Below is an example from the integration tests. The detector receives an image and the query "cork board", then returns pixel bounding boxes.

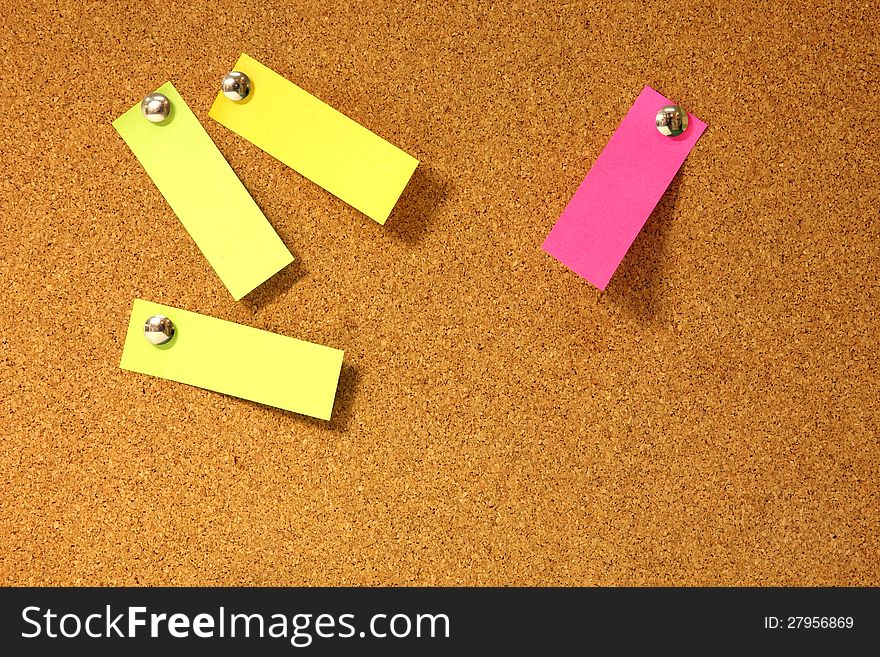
[1,0,878,586]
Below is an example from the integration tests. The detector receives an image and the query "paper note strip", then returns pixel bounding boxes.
[542,86,707,290]
[209,53,419,225]
[120,299,344,420]
[113,82,294,300]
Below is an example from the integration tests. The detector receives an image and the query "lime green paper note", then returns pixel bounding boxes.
[113,82,294,300]
[209,54,419,225]
[121,299,344,420]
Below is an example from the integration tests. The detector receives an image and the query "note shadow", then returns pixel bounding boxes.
[303,361,360,434]
[385,165,447,244]
[239,257,307,312]
[237,361,360,434]
[605,175,682,322]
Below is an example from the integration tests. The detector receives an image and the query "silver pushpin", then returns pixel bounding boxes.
[141,92,171,123]
[655,105,688,137]
[144,315,175,345]
[221,71,252,101]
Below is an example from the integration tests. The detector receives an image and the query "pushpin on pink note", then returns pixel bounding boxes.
[542,86,707,290]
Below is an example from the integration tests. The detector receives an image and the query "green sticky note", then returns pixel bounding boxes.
[121,299,344,420]
[113,82,294,300]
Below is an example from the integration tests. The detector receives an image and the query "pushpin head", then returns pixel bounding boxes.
[141,92,171,123]
[655,105,688,137]
[221,71,252,101]
[144,315,175,345]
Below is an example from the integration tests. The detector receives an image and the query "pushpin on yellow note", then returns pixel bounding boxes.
[209,54,419,225]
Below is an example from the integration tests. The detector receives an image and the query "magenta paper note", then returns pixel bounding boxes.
[542,86,706,290]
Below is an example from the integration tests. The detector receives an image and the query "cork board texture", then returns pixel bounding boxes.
[1,0,878,586]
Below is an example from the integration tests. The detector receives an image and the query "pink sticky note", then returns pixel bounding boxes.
[543,86,706,290]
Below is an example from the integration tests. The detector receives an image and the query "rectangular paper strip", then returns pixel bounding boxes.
[209,53,419,225]
[542,86,707,290]
[120,299,344,420]
[113,82,294,301]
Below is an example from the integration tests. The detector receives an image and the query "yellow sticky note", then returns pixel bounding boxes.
[209,54,419,225]
[113,82,294,300]
[120,299,344,420]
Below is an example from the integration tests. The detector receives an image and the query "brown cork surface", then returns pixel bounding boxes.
[1,0,878,586]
